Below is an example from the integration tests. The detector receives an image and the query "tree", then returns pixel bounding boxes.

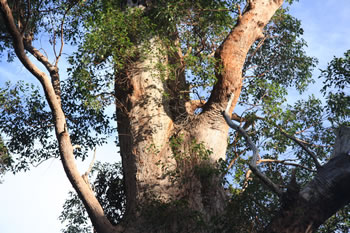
[0,0,349,232]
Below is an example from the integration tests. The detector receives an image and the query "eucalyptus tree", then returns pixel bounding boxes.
[0,0,349,232]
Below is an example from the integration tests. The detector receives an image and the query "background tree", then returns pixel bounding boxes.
[0,0,349,232]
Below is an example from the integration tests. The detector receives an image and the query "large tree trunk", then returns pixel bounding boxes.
[114,1,284,231]
[115,37,228,223]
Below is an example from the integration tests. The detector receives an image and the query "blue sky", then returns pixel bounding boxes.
[1,1,350,232]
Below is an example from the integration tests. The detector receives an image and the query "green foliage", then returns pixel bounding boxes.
[1,0,349,231]
[0,0,84,61]
[215,176,281,232]
[0,135,11,183]
[59,191,93,233]
[223,49,349,231]
[0,79,114,172]
[93,162,125,225]
[0,81,55,171]
[140,198,207,233]
[320,50,350,126]
[241,8,317,106]
[60,162,125,232]
[67,0,240,100]
[317,204,350,233]
[160,135,219,185]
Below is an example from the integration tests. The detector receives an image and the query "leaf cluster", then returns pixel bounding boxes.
[320,50,350,125]
[0,79,115,172]
[0,135,10,182]
[0,81,55,171]
[60,162,125,232]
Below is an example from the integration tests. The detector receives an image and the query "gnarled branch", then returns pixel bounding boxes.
[223,94,282,196]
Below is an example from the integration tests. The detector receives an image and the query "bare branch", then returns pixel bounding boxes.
[223,94,282,196]
[258,159,316,172]
[55,3,74,66]
[85,148,97,177]
[279,128,321,170]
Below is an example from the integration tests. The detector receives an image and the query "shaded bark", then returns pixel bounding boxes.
[264,126,350,233]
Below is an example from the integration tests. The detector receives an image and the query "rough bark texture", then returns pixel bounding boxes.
[264,126,350,233]
[7,0,350,233]
[115,39,176,216]
[114,0,284,231]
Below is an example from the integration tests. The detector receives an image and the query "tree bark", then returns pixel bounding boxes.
[114,0,284,230]
[264,126,350,233]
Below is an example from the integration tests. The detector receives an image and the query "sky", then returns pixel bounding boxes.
[1,1,350,233]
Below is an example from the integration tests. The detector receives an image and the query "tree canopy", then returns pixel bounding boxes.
[0,0,349,232]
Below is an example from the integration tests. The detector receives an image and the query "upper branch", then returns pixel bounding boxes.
[204,0,284,113]
[0,0,60,108]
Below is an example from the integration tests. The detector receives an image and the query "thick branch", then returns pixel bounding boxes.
[204,0,284,113]
[264,126,350,232]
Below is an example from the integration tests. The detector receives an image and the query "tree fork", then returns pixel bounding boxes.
[113,0,285,228]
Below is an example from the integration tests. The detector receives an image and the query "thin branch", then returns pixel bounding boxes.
[32,156,57,168]
[85,148,97,177]
[257,159,316,172]
[227,149,246,171]
[223,94,282,196]
[279,128,321,170]
[246,35,268,65]
[51,13,58,60]
[23,41,57,74]
[55,3,74,67]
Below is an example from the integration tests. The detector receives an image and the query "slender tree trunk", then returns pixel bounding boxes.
[0,1,118,232]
